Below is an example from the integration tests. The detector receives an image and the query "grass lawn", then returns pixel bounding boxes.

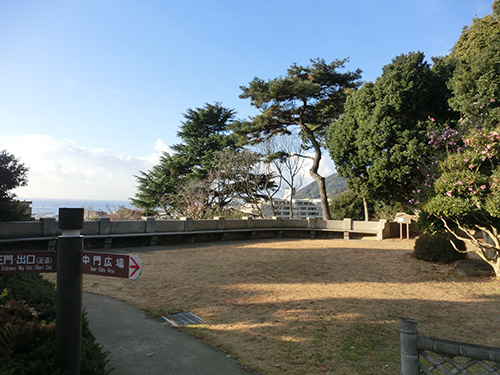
[81,238,500,375]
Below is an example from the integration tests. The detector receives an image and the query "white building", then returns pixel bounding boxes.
[241,197,323,219]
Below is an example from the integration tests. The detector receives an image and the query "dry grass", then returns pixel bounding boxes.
[80,238,500,375]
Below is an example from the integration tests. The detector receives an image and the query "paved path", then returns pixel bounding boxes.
[83,293,256,375]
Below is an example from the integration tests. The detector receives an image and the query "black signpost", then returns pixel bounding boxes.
[0,208,142,375]
[56,208,85,375]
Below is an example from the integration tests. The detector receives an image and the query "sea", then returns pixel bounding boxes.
[23,198,136,218]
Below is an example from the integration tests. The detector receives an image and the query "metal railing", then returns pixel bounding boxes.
[400,318,500,374]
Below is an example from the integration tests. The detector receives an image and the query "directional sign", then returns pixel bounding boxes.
[0,251,57,274]
[0,249,142,279]
[80,251,142,279]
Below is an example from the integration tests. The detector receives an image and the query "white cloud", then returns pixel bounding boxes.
[0,134,169,200]
[153,138,171,153]
[0,134,335,201]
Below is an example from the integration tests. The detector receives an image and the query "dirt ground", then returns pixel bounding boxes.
[80,238,500,375]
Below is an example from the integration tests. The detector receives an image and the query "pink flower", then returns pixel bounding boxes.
[480,185,486,190]
[446,191,452,196]
[469,164,475,169]
[491,99,496,103]
[457,181,463,185]
[468,187,473,191]
[430,117,435,122]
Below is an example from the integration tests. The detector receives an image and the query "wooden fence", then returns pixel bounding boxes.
[400,318,500,374]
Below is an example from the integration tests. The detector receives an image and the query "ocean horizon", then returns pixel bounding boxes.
[21,198,137,217]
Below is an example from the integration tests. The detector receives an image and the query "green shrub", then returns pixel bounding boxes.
[416,211,445,235]
[413,233,467,263]
[0,274,110,375]
[0,298,63,375]
[0,274,56,320]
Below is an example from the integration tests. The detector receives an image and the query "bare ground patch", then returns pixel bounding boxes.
[80,238,500,375]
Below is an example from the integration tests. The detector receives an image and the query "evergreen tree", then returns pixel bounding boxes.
[447,0,500,122]
[238,58,362,220]
[327,52,456,206]
[0,150,30,221]
[132,103,241,215]
[172,103,239,180]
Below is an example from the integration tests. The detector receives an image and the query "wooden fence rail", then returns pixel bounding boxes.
[400,318,500,374]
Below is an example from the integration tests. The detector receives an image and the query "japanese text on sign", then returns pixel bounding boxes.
[80,252,141,279]
[0,251,57,274]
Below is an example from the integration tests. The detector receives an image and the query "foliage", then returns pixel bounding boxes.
[413,233,467,263]
[329,190,365,220]
[416,211,446,235]
[0,199,31,222]
[209,149,278,218]
[238,58,362,219]
[132,103,241,216]
[370,200,409,221]
[0,274,56,320]
[132,152,185,216]
[0,296,63,375]
[171,103,239,181]
[84,206,145,221]
[423,121,500,275]
[0,275,109,375]
[328,52,457,206]
[329,190,408,221]
[415,2,500,243]
[108,206,144,220]
[0,151,28,198]
[447,0,500,123]
[0,150,30,222]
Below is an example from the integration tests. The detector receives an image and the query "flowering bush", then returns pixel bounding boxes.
[422,106,500,276]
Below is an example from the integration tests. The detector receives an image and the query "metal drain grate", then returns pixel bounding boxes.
[162,312,204,327]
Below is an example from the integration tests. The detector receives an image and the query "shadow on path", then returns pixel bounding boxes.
[83,293,257,375]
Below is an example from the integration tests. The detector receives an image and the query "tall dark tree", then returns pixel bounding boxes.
[0,150,30,221]
[328,52,457,207]
[172,103,239,181]
[209,149,278,217]
[132,103,241,215]
[131,152,183,216]
[238,58,362,219]
[447,0,500,122]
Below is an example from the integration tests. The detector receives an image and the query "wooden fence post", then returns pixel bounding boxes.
[400,318,419,375]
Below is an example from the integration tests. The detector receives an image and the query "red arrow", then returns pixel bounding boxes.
[129,257,141,278]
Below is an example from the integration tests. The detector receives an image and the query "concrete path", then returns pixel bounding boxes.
[83,293,257,375]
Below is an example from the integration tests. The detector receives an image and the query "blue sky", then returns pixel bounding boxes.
[0,0,494,200]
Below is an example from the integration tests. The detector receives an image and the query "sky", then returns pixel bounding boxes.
[0,0,495,201]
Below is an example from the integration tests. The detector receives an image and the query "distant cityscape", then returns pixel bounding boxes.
[21,173,348,220]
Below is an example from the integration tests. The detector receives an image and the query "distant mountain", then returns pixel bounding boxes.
[295,173,348,199]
